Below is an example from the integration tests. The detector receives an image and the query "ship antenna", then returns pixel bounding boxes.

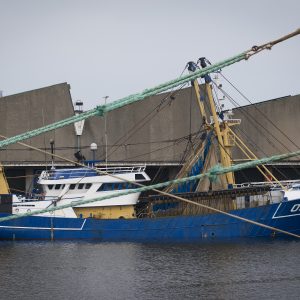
[104,96,109,169]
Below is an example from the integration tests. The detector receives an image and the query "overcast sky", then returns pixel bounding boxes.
[0,0,299,109]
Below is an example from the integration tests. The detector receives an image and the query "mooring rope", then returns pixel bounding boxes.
[0,54,244,148]
[0,29,298,149]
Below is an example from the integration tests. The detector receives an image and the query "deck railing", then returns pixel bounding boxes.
[40,165,146,180]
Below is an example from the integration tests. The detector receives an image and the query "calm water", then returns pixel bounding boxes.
[0,239,299,300]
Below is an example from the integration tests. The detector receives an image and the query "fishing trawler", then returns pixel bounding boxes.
[0,29,300,241]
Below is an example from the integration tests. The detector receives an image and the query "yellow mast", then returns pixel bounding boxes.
[0,164,10,194]
[205,83,235,186]
[188,59,237,188]
[198,57,282,189]
[187,62,207,122]
[192,80,207,122]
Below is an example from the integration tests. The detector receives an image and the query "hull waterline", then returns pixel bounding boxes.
[1,198,300,242]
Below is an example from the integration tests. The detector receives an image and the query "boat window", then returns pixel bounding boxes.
[118,183,124,190]
[70,184,76,190]
[55,184,61,190]
[121,183,128,190]
[85,183,92,189]
[97,184,104,191]
[97,184,106,191]
[96,183,132,191]
[61,184,65,189]
[97,183,113,191]
[78,183,84,190]
[48,185,54,190]
[127,183,136,189]
[135,174,145,180]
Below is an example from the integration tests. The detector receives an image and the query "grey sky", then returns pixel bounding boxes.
[0,0,299,109]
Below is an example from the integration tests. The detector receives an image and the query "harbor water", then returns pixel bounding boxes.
[0,239,299,299]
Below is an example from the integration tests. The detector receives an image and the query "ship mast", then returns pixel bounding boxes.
[205,81,235,186]
[189,58,239,188]
[187,62,207,123]
[190,57,286,190]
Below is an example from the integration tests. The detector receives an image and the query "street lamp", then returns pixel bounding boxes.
[50,139,55,170]
[90,142,97,162]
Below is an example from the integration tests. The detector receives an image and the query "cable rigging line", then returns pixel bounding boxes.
[105,82,188,160]
[0,29,298,149]
[121,138,186,162]
[212,78,300,178]
[220,72,300,150]
[216,84,279,150]
[1,92,300,237]
[102,64,190,160]
[214,81,290,153]
[179,87,196,164]
[2,145,300,238]
[1,126,297,238]
[212,81,290,180]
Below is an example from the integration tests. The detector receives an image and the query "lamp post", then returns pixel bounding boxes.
[50,139,55,170]
[90,142,97,163]
[104,96,109,168]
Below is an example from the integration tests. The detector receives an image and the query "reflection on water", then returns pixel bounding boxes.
[0,239,300,299]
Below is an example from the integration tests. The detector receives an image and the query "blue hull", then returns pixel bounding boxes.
[1,199,300,242]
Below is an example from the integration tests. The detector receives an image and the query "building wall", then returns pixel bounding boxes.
[1,83,299,166]
[80,87,203,163]
[1,82,300,194]
[0,83,76,165]
[232,94,300,161]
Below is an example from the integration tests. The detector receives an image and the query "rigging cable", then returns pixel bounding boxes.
[179,87,195,164]
[122,136,188,162]
[1,134,300,239]
[104,65,189,160]
[105,83,188,160]
[214,82,289,180]
[212,79,300,179]
[220,72,300,150]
